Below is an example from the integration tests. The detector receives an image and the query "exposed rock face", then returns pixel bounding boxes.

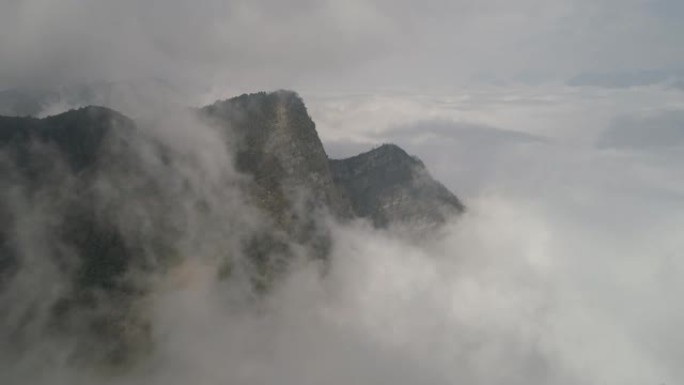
[199,91,355,272]
[200,91,353,221]
[330,144,464,228]
[0,90,464,369]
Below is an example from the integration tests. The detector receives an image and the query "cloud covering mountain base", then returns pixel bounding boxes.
[1,85,683,385]
[4,196,680,385]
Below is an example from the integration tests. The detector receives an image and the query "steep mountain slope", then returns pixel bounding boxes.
[199,91,355,271]
[0,90,465,369]
[0,107,153,366]
[200,91,353,221]
[330,144,464,228]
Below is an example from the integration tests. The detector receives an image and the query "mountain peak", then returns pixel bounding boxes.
[202,91,464,229]
[200,90,352,219]
[330,143,464,228]
[204,90,305,118]
[342,143,425,168]
[0,90,465,366]
[0,105,134,171]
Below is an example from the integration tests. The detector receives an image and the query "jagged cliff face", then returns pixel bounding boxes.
[0,90,464,368]
[199,91,356,285]
[200,91,353,222]
[199,91,464,231]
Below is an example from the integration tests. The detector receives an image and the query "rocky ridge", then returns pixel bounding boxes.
[0,90,464,368]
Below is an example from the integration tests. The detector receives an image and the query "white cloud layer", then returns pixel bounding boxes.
[4,83,683,384]
[1,0,683,383]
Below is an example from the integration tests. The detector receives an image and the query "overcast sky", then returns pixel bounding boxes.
[1,0,683,92]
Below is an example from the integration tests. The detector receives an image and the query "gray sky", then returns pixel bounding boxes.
[1,0,683,92]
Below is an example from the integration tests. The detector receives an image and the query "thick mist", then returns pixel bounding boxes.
[1,0,683,383]
[1,86,682,385]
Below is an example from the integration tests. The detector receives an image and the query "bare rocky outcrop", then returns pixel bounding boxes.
[330,143,464,228]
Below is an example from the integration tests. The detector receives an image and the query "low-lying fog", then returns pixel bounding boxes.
[3,83,682,385]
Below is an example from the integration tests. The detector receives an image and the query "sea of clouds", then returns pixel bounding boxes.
[2,83,682,385]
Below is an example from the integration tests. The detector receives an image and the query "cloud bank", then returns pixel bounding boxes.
[1,0,683,383]
[2,84,683,385]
